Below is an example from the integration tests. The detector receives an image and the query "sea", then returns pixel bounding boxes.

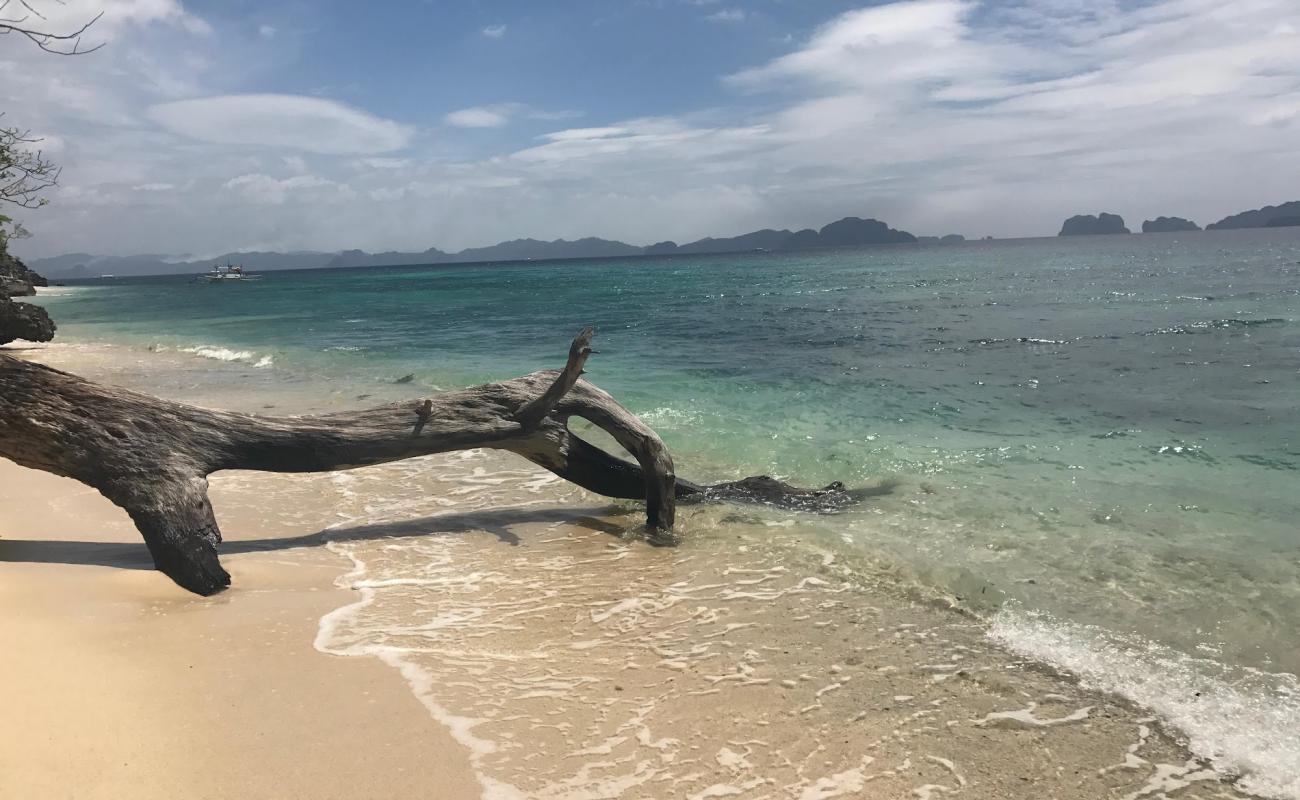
[26,228,1300,798]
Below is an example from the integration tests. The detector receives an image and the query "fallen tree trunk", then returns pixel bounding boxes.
[1,328,854,595]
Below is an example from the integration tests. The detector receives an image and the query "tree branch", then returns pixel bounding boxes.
[0,329,863,594]
[0,4,104,55]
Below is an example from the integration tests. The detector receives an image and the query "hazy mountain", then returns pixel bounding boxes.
[1059,213,1130,235]
[1207,201,1300,229]
[653,217,916,255]
[1142,216,1200,233]
[29,214,918,277]
[452,237,644,262]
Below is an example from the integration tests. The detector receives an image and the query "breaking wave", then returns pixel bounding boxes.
[990,606,1300,800]
[179,344,274,367]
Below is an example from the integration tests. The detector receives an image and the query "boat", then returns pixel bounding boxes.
[199,264,261,283]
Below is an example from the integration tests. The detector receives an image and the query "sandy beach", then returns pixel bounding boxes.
[0,341,1273,799]
[0,461,481,800]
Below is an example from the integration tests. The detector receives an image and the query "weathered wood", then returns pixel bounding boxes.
[0,329,852,595]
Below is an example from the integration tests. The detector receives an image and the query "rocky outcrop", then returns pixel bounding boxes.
[1,250,47,296]
[1059,213,1130,235]
[1142,216,1200,233]
[1207,201,1300,230]
[919,234,966,244]
[0,250,55,344]
[0,293,55,344]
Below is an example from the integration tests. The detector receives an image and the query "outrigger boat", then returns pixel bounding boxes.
[199,264,262,283]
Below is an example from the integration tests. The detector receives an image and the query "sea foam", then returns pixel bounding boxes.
[179,344,273,367]
[990,606,1300,800]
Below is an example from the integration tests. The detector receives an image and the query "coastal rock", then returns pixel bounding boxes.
[940,234,966,244]
[0,293,56,344]
[1,251,46,296]
[1142,216,1200,233]
[1059,213,1130,235]
[1207,200,1300,230]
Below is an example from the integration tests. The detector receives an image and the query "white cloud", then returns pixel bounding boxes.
[224,173,349,205]
[445,105,513,128]
[444,103,584,128]
[705,8,746,23]
[354,157,412,170]
[19,0,212,45]
[481,24,506,38]
[258,24,276,39]
[11,0,1300,260]
[148,94,413,154]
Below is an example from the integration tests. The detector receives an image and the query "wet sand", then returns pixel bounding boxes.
[0,342,1265,799]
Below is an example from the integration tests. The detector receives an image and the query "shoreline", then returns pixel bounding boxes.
[0,339,1285,799]
[0,345,482,799]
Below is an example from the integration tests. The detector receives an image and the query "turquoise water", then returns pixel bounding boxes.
[30,230,1300,782]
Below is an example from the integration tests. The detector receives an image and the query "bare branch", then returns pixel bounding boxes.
[0,125,60,209]
[0,2,103,55]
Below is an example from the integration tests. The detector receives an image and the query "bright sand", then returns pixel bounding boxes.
[0,341,1272,799]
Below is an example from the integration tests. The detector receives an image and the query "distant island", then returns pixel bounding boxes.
[1059,213,1130,236]
[31,215,920,278]
[1142,216,1200,233]
[1206,201,1300,230]
[26,199,1300,279]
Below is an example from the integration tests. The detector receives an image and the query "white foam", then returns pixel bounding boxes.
[179,344,274,367]
[315,543,520,800]
[990,606,1300,800]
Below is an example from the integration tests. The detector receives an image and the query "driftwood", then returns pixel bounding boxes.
[0,329,854,595]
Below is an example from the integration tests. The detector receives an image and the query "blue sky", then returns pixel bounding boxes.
[4,0,1300,257]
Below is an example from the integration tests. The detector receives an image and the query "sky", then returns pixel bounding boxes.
[3,0,1299,259]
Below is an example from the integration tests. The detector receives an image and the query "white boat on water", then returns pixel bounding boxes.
[199,265,261,283]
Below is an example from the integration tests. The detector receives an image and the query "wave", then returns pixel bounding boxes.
[179,344,274,368]
[990,606,1300,800]
[1139,318,1287,336]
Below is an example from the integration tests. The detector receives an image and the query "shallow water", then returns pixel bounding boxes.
[26,228,1300,797]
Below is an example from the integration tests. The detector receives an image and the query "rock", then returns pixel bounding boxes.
[1059,213,1130,236]
[940,234,966,244]
[1142,216,1200,233]
[0,293,56,344]
[1,251,47,297]
[1207,201,1300,230]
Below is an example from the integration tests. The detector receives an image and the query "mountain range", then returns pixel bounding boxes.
[29,216,922,278]
[27,200,1300,278]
